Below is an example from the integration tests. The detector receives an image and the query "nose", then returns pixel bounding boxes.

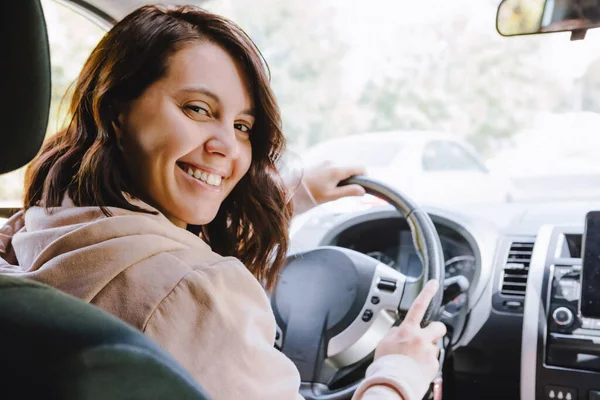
[205,123,241,160]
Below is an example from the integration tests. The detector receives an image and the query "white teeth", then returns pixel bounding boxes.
[183,164,222,187]
[206,173,222,186]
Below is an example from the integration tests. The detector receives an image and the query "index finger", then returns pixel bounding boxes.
[403,280,439,325]
[334,165,367,180]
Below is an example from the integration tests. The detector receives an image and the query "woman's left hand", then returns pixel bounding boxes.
[303,162,367,205]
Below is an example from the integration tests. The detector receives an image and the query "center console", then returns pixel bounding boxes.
[522,222,600,400]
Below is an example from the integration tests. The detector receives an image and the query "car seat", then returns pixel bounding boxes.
[0,2,210,399]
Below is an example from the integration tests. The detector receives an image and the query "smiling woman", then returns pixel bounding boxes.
[0,4,446,400]
[23,5,291,289]
[113,44,256,228]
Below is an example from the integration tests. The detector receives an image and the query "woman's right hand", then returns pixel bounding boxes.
[374,280,447,383]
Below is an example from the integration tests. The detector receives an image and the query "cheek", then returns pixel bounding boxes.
[238,141,253,177]
[137,118,188,155]
[126,113,195,172]
[226,141,252,193]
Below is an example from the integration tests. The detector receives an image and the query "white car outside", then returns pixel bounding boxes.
[301,131,514,207]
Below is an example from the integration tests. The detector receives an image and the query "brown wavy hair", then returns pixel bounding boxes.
[24,5,292,290]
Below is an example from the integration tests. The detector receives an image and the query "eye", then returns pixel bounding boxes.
[185,105,209,116]
[235,123,252,134]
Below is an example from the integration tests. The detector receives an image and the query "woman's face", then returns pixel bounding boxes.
[115,42,254,227]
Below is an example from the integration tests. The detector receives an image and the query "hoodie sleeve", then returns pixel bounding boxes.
[354,355,434,400]
[142,259,427,400]
[292,179,318,215]
[142,261,305,399]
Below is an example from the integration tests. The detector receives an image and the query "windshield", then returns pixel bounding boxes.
[2,0,600,210]
[203,0,600,206]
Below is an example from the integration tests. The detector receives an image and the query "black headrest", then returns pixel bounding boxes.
[0,1,50,174]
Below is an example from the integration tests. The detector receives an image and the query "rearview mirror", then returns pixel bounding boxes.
[497,0,600,39]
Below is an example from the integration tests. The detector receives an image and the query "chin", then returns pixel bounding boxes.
[181,209,219,227]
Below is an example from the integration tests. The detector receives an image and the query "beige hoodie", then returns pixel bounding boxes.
[0,198,431,400]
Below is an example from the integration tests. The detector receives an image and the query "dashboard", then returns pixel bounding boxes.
[325,217,477,284]
[289,199,600,399]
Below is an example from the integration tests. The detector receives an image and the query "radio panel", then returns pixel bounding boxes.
[547,265,600,373]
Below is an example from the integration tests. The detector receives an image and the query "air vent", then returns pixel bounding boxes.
[501,241,535,297]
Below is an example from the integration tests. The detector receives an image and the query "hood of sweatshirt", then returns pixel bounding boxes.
[0,196,210,300]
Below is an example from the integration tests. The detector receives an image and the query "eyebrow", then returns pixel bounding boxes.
[179,86,255,117]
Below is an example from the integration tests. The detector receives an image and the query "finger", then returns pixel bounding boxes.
[404,280,440,325]
[423,321,447,342]
[333,165,367,180]
[330,184,366,200]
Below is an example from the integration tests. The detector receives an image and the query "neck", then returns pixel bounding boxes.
[166,214,187,229]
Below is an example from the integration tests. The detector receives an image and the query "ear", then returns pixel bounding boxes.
[110,103,127,140]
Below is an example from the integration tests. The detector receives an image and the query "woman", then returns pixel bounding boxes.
[0,5,445,400]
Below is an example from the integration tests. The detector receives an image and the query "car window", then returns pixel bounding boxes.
[0,0,105,209]
[422,141,486,172]
[203,0,600,205]
[305,140,403,168]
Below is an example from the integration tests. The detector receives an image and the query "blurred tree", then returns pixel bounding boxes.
[43,0,105,135]
[356,2,564,155]
[205,0,352,150]
[206,0,567,155]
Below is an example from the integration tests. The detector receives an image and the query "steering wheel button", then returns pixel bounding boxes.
[370,296,380,305]
[377,278,397,292]
[361,309,374,322]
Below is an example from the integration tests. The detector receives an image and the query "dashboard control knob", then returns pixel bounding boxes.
[552,307,574,327]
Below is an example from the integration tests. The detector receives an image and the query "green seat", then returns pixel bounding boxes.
[0,2,210,399]
[0,276,210,399]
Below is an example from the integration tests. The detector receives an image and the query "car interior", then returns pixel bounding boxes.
[0,2,210,399]
[4,1,600,400]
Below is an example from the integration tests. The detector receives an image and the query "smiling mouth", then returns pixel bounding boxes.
[177,162,223,187]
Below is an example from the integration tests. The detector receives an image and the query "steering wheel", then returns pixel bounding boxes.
[271,176,445,400]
